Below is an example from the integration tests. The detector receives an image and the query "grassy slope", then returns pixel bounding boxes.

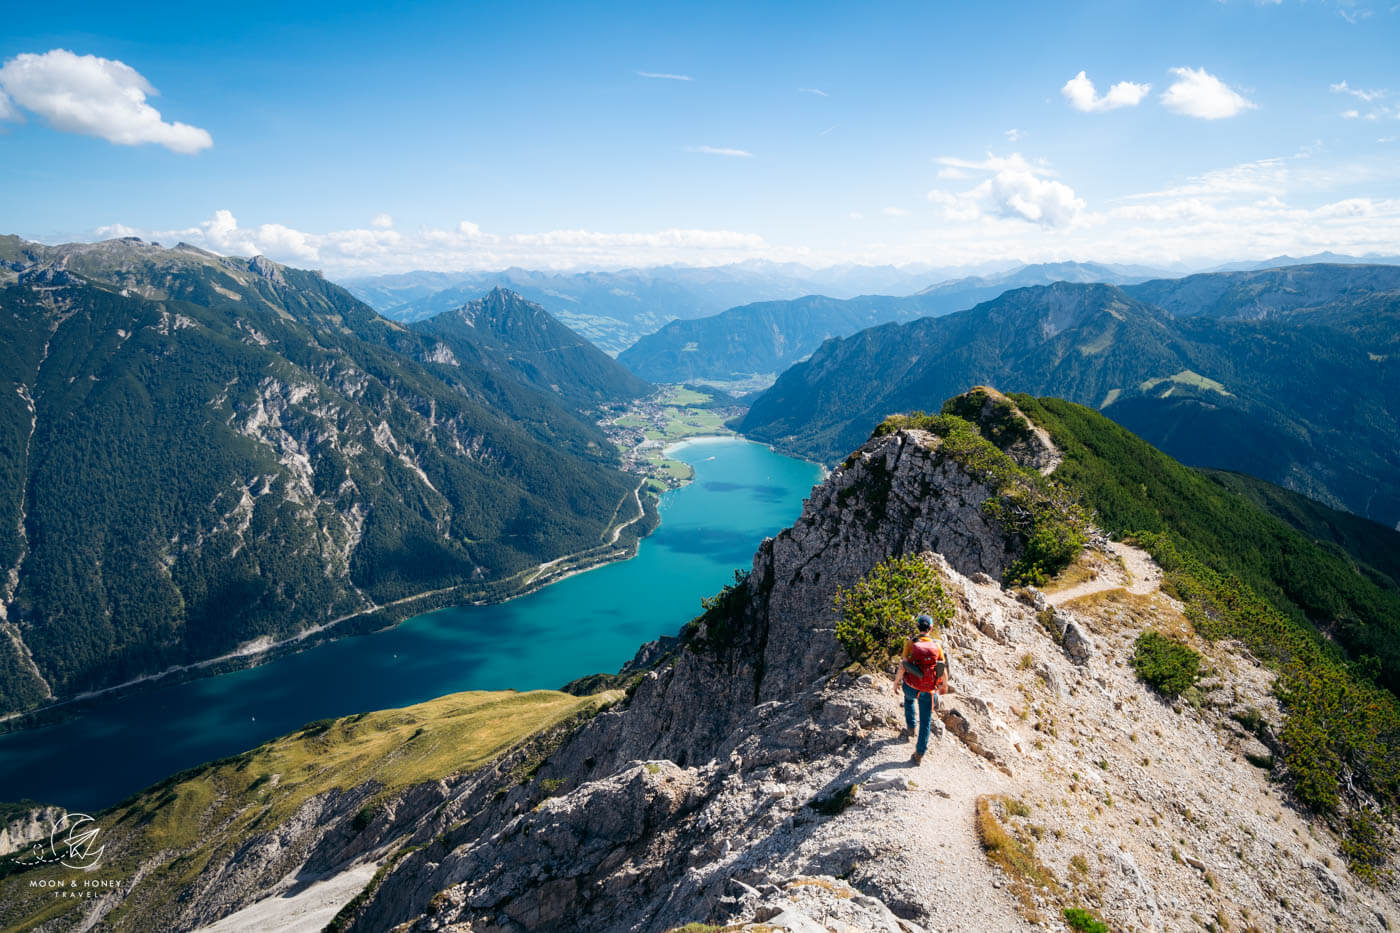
[0,689,616,932]
[1010,394,1400,870]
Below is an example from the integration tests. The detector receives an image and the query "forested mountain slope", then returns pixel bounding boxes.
[0,237,644,716]
[1124,262,1400,319]
[412,287,650,408]
[739,280,1400,527]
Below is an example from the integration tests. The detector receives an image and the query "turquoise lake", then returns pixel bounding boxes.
[0,438,823,813]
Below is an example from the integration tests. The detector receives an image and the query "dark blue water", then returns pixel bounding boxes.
[0,438,822,812]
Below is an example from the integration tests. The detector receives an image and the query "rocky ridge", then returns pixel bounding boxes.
[318,398,1398,932]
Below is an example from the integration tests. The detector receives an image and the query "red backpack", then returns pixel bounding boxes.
[904,638,947,693]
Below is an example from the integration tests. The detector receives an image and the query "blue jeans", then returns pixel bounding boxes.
[903,682,937,755]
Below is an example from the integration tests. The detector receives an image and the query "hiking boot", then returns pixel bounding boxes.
[911,752,924,765]
[898,728,913,741]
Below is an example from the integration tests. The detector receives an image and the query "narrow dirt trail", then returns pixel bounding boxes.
[1047,541,1160,607]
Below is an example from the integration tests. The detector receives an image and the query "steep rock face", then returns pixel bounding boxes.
[0,805,65,857]
[753,428,1016,700]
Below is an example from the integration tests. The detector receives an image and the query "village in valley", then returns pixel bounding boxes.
[599,385,747,492]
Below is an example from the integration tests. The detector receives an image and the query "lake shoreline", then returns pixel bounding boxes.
[0,479,658,737]
[0,437,825,813]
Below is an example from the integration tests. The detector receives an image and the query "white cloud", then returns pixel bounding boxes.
[0,89,16,121]
[927,152,1084,228]
[936,166,970,180]
[935,152,1056,176]
[688,145,753,157]
[0,49,211,153]
[1330,81,1396,120]
[1061,71,1151,112]
[96,210,771,275]
[371,213,394,229]
[1339,7,1372,23]
[1331,80,1385,102]
[1005,128,1020,142]
[1161,67,1255,119]
[881,206,908,216]
[798,87,828,97]
[1123,158,1288,200]
[93,182,1400,278]
[636,71,692,81]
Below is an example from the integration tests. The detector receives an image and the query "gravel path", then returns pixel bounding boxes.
[1047,541,1159,606]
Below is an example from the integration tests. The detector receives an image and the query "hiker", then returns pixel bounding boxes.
[895,613,948,765]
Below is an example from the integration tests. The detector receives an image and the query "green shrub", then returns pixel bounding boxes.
[351,804,378,833]
[834,554,953,662]
[686,569,751,653]
[1340,810,1387,885]
[1062,907,1110,933]
[1131,630,1202,697]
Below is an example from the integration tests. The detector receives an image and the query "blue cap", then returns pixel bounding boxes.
[916,614,934,631]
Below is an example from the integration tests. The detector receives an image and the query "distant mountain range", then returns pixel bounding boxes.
[738,266,1400,529]
[618,262,1160,383]
[338,262,966,354]
[0,236,649,716]
[1207,251,1400,273]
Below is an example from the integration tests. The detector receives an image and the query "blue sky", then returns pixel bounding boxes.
[2,0,1398,274]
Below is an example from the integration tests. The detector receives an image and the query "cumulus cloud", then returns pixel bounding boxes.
[95,211,771,275]
[688,145,753,157]
[1005,128,1020,142]
[1161,67,1255,119]
[371,213,394,229]
[636,71,692,81]
[0,49,212,153]
[1061,71,1151,112]
[927,153,1084,228]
